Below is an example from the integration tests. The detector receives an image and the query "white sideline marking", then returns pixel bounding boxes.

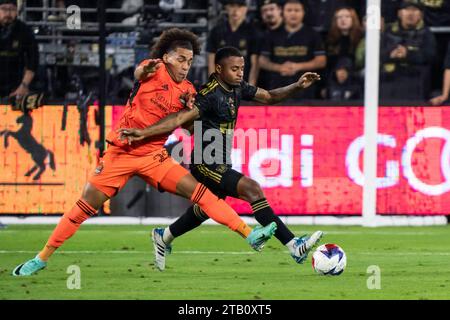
[0,215,447,226]
[1,250,450,256]
[0,229,444,236]
[0,250,255,255]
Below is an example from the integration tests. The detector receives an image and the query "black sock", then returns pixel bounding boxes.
[169,204,208,238]
[251,198,295,245]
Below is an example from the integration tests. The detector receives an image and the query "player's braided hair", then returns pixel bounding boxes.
[151,28,201,59]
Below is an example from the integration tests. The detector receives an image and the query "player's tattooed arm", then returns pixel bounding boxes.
[117,108,200,144]
[253,72,321,104]
[134,59,162,81]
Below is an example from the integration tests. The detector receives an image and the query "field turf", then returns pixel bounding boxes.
[0,224,449,300]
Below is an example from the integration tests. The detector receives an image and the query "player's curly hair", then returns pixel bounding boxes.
[151,28,201,59]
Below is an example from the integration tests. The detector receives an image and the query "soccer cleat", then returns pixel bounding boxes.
[151,228,172,271]
[12,255,47,276]
[291,230,323,264]
[246,222,277,252]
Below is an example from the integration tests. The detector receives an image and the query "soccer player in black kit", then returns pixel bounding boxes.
[119,47,323,271]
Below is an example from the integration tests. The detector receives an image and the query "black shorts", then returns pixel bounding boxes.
[190,163,243,199]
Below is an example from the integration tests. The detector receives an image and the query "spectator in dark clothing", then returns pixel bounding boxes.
[258,0,326,99]
[206,0,259,85]
[0,0,39,98]
[380,0,403,23]
[380,0,436,101]
[419,0,450,27]
[326,6,363,75]
[430,41,450,105]
[360,0,450,26]
[324,57,362,100]
[255,0,283,88]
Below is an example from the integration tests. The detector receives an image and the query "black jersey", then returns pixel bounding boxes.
[255,25,283,89]
[192,74,257,166]
[260,25,325,90]
[206,19,259,82]
[420,0,450,27]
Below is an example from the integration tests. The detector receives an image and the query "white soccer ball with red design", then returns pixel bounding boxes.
[312,243,347,276]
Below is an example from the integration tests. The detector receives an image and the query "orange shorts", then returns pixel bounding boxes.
[88,146,189,198]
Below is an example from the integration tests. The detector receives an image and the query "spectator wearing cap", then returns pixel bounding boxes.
[430,41,450,105]
[255,0,283,88]
[324,57,362,100]
[206,0,259,85]
[419,0,450,27]
[0,0,38,98]
[380,0,436,101]
[326,6,363,77]
[258,0,326,99]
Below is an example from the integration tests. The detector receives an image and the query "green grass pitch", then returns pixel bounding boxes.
[0,224,449,300]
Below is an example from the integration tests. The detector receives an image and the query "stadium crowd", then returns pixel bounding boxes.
[208,0,450,104]
[1,0,450,104]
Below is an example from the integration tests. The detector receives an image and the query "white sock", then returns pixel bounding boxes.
[162,227,174,245]
[286,238,297,255]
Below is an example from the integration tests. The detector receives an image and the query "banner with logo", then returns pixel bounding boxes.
[221,106,450,215]
[0,105,112,214]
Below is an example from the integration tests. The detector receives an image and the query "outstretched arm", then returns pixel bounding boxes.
[253,72,321,104]
[134,59,162,81]
[118,107,200,145]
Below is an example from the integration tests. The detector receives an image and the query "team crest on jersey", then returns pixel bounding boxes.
[228,97,236,116]
[216,164,228,174]
[421,0,443,8]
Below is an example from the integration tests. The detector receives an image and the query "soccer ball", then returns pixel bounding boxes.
[312,243,347,276]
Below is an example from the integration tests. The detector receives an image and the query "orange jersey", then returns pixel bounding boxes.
[106,61,196,155]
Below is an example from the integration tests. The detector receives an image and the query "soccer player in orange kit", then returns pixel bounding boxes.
[119,46,323,271]
[12,28,276,276]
